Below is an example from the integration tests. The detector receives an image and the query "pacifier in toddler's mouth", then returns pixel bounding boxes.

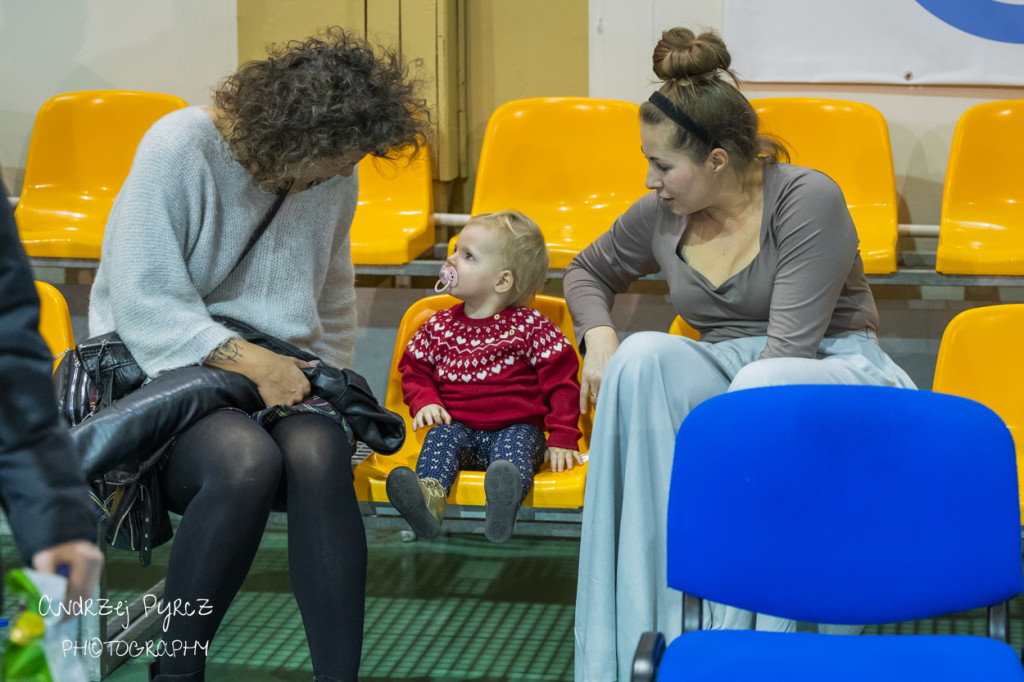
[434,263,458,293]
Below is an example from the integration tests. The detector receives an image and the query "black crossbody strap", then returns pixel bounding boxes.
[233,185,289,271]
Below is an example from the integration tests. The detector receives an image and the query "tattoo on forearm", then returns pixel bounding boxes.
[207,338,243,364]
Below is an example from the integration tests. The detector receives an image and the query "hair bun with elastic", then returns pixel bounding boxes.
[652,27,731,85]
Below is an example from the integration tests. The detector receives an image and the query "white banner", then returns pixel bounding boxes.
[724,0,1024,85]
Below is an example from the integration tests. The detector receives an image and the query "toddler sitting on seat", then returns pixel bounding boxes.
[387,210,583,542]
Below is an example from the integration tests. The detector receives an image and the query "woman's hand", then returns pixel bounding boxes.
[545,447,584,473]
[204,337,315,408]
[412,404,451,431]
[579,326,620,413]
[253,351,316,407]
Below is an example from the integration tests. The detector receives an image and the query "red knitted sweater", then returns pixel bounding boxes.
[398,304,582,450]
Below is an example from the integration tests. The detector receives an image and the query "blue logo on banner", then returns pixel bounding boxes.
[916,0,1024,44]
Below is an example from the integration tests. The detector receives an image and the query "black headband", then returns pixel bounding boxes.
[648,91,715,148]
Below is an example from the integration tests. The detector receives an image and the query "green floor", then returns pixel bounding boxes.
[3,526,1023,681]
[94,526,578,681]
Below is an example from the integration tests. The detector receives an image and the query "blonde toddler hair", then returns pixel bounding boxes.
[467,210,548,308]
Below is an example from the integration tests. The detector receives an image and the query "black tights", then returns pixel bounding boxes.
[158,410,365,680]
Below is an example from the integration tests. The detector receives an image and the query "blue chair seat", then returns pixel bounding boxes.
[633,385,1024,681]
[661,630,1024,682]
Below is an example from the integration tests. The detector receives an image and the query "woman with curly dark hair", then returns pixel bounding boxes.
[88,27,429,682]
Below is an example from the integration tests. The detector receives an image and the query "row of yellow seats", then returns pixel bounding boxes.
[14,90,435,266]
[17,91,1024,276]
[33,282,1024,523]
[466,96,902,273]
[465,96,1024,277]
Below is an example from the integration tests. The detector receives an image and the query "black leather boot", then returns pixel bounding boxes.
[149,660,205,681]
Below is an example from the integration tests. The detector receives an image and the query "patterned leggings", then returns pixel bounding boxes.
[416,421,546,503]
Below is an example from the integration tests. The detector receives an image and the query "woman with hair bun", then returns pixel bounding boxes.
[89,27,429,682]
[566,27,914,680]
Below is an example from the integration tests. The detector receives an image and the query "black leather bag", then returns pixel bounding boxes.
[57,320,405,566]
[309,365,406,456]
[64,363,266,566]
[53,332,147,425]
[216,316,406,455]
[72,359,406,480]
[59,317,406,477]
[74,364,264,478]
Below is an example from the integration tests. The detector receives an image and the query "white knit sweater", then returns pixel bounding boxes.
[89,107,358,376]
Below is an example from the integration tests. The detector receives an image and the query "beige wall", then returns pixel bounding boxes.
[1,0,236,196]
[234,1,588,213]
[236,0,366,64]
[589,0,1024,227]
[456,0,589,212]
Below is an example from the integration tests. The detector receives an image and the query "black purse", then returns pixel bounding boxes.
[216,316,406,455]
[59,321,405,463]
[54,332,146,426]
[52,331,173,565]
[68,337,405,472]
[56,321,405,566]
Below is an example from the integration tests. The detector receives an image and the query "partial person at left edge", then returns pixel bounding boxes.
[0,181,104,609]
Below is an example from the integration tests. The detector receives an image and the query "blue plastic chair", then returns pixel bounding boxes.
[633,384,1024,681]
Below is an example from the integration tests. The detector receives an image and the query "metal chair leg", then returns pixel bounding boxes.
[683,592,703,633]
[988,599,1011,643]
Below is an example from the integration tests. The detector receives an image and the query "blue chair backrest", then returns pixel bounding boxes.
[668,384,1023,625]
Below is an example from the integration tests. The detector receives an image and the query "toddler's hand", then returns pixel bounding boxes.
[545,447,584,472]
[413,403,452,430]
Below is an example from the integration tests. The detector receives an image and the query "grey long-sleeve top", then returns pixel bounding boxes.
[564,163,878,359]
[89,107,358,376]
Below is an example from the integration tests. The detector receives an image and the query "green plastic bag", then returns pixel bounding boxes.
[2,569,87,682]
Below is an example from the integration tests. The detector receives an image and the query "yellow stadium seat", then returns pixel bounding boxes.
[354,294,592,509]
[936,100,1024,275]
[350,147,435,264]
[35,281,74,369]
[460,97,649,269]
[15,90,188,260]
[750,98,899,275]
[932,304,1024,521]
[667,315,701,341]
